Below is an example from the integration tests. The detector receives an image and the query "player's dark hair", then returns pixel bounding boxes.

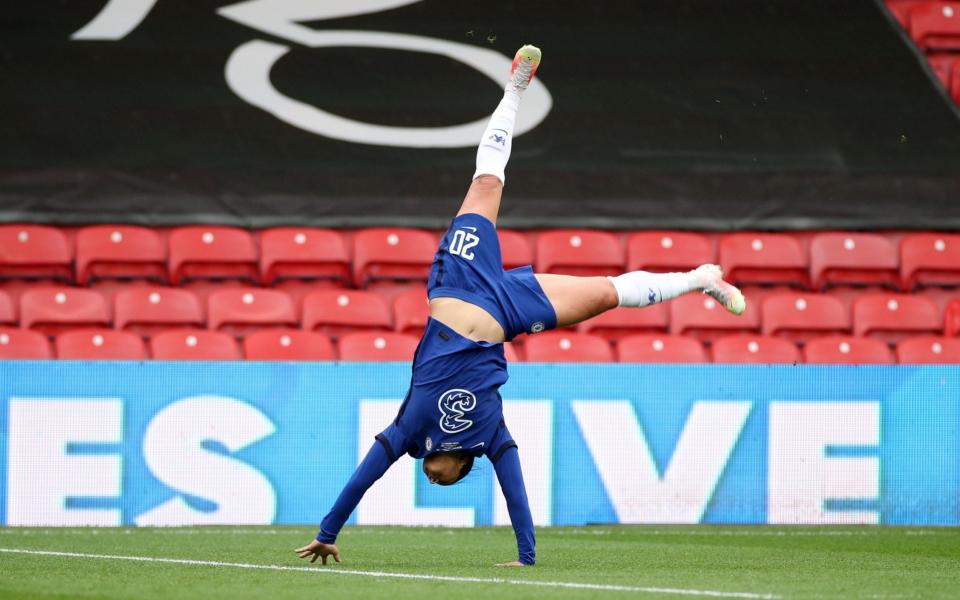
[438,451,475,486]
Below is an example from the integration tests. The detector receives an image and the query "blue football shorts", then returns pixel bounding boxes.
[426,212,557,340]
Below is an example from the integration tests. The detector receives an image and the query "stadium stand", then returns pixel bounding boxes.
[761,293,851,343]
[0,221,955,363]
[259,228,351,286]
[503,342,522,362]
[535,230,624,276]
[908,2,960,51]
[168,226,259,286]
[810,233,900,290]
[337,331,419,361]
[150,329,242,360]
[852,293,942,343]
[718,233,809,289]
[75,225,167,285]
[578,304,669,342]
[803,336,895,364]
[670,293,761,342]
[114,287,204,337]
[943,298,960,336]
[616,334,707,363]
[900,233,960,289]
[392,287,431,336]
[896,335,960,363]
[0,225,72,282]
[0,327,53,359]
[711,335,801,364]
[302,290,392,338]
[207,288,297,337]
[352,228,437,288]
[626,232,713,273]
[0,290,14,325]
[498,230,534,270]
[243,329,336,361]
[523,332,616,362]
[56,329,148,360]
[20,287,110,336]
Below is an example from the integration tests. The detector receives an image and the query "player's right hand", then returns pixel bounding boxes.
[295,540,341,565]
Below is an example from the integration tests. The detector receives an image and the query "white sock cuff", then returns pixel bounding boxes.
[473,91,522,184]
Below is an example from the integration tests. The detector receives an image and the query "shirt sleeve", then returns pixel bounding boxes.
[492,445,536,565]
[316,431,403,544]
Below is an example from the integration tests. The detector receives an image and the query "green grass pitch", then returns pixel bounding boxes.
[1,526,958,599]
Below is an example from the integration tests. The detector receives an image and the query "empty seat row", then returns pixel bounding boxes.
[2,286,959,344]
[4,225,960,292]
[0,328,421,361]
[2,327,957,363]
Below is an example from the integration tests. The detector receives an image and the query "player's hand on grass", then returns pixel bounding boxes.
[495,560,526,567]
[295,540,341,565]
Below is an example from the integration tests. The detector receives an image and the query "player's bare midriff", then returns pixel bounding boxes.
[429,297,507,343]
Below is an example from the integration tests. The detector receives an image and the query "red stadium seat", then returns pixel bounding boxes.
[0,289,15,325]
[523,332,614,363]
[578,304,668,342]
[150,329,242,360]
[535,230,624,276]
[952,60,960,103]
[503,342,522,362]
[259,227,350,286]
[626,231,713,273]
[809,233,899,290]
[243,329,335,361]
[0,327,53,359]
[75,225,166,285]
[803,336,895,364]
[909,2,960,51]
[617,334,706,363]
[338,331,419,361]
[352,228,437,287]
[392,287,430,336]
[897,336,960,363]
[948,299,960,336]
[928,53,958,89]
[900,233,960,289]
[0,225,72,282]
[887,0,928,27]
[168,226,259,285]
[711,334,800,364]
[499,229,533,270]
[56,329,147,360]
[718,233,809,288]
[114,287,204,336]
[302,289,392,338]
[761,293,851,343]
[207,288,297,337]
[20,287,110,335]
[669,293,761,342]
[852,293,941,343]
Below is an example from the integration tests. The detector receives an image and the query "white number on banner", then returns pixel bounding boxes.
[72,0,553,148]
[449,230,480,261]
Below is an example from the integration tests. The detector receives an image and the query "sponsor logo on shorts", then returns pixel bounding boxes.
[531,322,545,333]
[425,436,433,451]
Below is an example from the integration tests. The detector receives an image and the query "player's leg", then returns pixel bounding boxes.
[456,45,541,225]
[535,265,746,328]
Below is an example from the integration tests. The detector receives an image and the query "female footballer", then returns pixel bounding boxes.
[296,44,745,568]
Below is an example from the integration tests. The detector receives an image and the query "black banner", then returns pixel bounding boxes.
[2,0,960,229]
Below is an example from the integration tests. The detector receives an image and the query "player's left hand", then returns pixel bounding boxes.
[495,560,526,567]
[295,540,341,565]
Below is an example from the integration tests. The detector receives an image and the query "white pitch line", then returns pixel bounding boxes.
[0,548,780,599]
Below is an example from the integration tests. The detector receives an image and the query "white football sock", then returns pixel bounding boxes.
[607,270,700,308]
[473,89,522,184]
